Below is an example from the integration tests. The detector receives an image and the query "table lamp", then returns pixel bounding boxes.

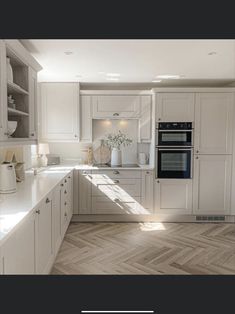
[38,143,50,167]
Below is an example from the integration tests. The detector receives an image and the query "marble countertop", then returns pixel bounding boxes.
[0,161,155,246]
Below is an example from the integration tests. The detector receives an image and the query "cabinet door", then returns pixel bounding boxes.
[52,183,62,256]
[28,67,37,139]
[80,95,92,142]
[194,93,233,154]
[36,194,53,274]
[141,170,154,213]
[92,95,141,118]
[2,213,36,274]
[156,93,195,122]
[139,96,152,142]
[40,83,79,141]
[155,179,192,214]
[78,170,92,214]
[0,249,3,274]
[193,154,232,215]
[0,40,8,141]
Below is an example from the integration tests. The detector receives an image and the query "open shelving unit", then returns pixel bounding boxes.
[6,46,30,138]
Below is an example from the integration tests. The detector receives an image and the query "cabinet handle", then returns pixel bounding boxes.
[64,212,67,217]
[196,150,199,153]
[64,190,67,194]
[46,198,50,203]
[158,118,161,121]
[114,198,120,202]
[157,180,160,183]
[60,183,64,187]
[64,202,67,206]
[146,171,150,174]
[113,180,119,184]
[65,179,67,183]
[30,133,35,137]
[36,209,40,214]
[113,170,119,175]
[196,156,199,159]
[68,176,71,179]
[113,113,119,116]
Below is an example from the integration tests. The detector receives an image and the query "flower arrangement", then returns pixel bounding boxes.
[104,130,133,150]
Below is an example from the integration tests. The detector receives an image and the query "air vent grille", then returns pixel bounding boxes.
[196,216,225,221]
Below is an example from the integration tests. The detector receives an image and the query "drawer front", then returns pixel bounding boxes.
[92,178,141,197]
[91,170,141,179]
[92,196,141,214]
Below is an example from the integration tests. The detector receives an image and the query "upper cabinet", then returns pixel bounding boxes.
[92,95,141,118]
[80,95,92,142]
[156,93,195,122]
[139,95,152,142]
[194,93,233,154]
[40,83,80,142]
[0,40,41,143]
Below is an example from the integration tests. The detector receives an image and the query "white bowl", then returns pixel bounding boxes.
[7,121,17,136]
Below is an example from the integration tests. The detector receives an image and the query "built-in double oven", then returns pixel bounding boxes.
[156,122,193,179]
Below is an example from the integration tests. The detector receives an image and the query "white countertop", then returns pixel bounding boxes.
[0,162,154,245]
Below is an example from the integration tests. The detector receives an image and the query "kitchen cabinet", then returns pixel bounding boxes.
[1,213,36,274]
[61,173,73,235]
[0,249,3,274]
[28,67,38,139]
[80,95,92,142]
[78,170,92,214]
[92,95,141,118]
[139,95,152,142]
[52,183,62,257]
[40,83,79,142]
[155,179,193,214]
[141,170,154,213]
[35,193,54,274]
[156,93,195,122]
[0,40,7,141]
[194,93,233,154]
[193,154,232,215]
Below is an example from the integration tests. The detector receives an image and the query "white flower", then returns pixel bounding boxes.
[104,130,133,150]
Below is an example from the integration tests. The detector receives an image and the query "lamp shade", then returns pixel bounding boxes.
[38,143,50,155]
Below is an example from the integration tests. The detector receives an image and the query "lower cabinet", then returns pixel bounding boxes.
[1,213,36,274]
[52,183,62,257]
[78,170,92,214]
[141,170,154,213]
[35,192,54,274]
[193,154,232,215]
[0,249,3,274]
[155,179,193,214]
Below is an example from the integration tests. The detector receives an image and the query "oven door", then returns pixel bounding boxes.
[158,130,192,146]
[157,148,192,179]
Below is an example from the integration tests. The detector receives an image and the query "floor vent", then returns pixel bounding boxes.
[196,215,225,221]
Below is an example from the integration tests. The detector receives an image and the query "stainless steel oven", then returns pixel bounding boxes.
[157,122,193,146]
[156,148,192,179]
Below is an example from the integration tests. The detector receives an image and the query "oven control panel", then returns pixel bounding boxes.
[158,122,192,130]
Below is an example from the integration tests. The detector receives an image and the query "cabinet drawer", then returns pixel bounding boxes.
[92,196,141,214]
[92,178,141,197]
[91,169,141,179]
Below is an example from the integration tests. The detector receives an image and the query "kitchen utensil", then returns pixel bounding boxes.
[0,163,17,193]
[138,152,148,165]
[7,121,17,136]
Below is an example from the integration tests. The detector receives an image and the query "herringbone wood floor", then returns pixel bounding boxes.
[51,222,235,275]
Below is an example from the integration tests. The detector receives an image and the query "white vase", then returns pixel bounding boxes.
[111,148,122,166]
[6,57,13,82]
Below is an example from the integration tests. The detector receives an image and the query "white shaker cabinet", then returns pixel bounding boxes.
[194,93,233,154]
[35,193,54,274]
[0,249,3,274]
[92,95,141,118]
[139,95,152,142]
[78,170,92,214]
[52,183,62,257]
[80,95,92,142]
[1,213,36,274]
[156,93,195,122]
[154,179,193,214]
[28,67,38,139]
[0,40,8,141]
[193,154,232,215]
[40,83,79,142]
[141,170,154,213]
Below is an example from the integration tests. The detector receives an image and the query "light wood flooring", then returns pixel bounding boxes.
[51,222,235,275]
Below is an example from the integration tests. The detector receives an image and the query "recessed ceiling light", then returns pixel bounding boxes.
[152,80,162,83]
[75,75,82,78]
[98,71,105,74]
[106,73,120,77]
[156,74,181,79]
[208,51,217,55]
[106,77,119,81]
[64,51,73,55]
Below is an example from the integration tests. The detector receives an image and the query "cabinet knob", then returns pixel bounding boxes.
[114,198,120,202]
[65,179,67,183]
[36,209,40,214]
[158,118,161,121]
[64,190,67,194]
[64,202,67,206]
[113,170,120,175]
[113,180,119,184]
[60,183,64,187]
[64,212,67,217]
[74,134,78,138]
[157,180,160,183]
[68,176,71,179]
[146,171,149,174]
[196,150,199,153]
[30,133,35,137]
[196,156,199,159]
[113,113,119,116]
[46,198,50,203]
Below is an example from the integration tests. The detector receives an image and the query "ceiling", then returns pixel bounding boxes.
[21,40,235,85]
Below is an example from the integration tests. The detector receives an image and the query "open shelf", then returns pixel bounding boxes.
[8,107,29,117]
[7,81,29,95]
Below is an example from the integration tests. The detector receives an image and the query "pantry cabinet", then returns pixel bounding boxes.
[193,154,232,215]
[139,95,152,142]
[40,83,80,142]
[194,93,233,154]
[141,170,154,213]
[92,95,141,118]
[35,193,54,274]
[156,93,195,122]
[155,179,193,214]
[1,213,36,274]
[80,95,92,142]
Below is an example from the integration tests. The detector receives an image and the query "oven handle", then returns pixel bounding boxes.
[157,129,193,132]
[157,148,193,151]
